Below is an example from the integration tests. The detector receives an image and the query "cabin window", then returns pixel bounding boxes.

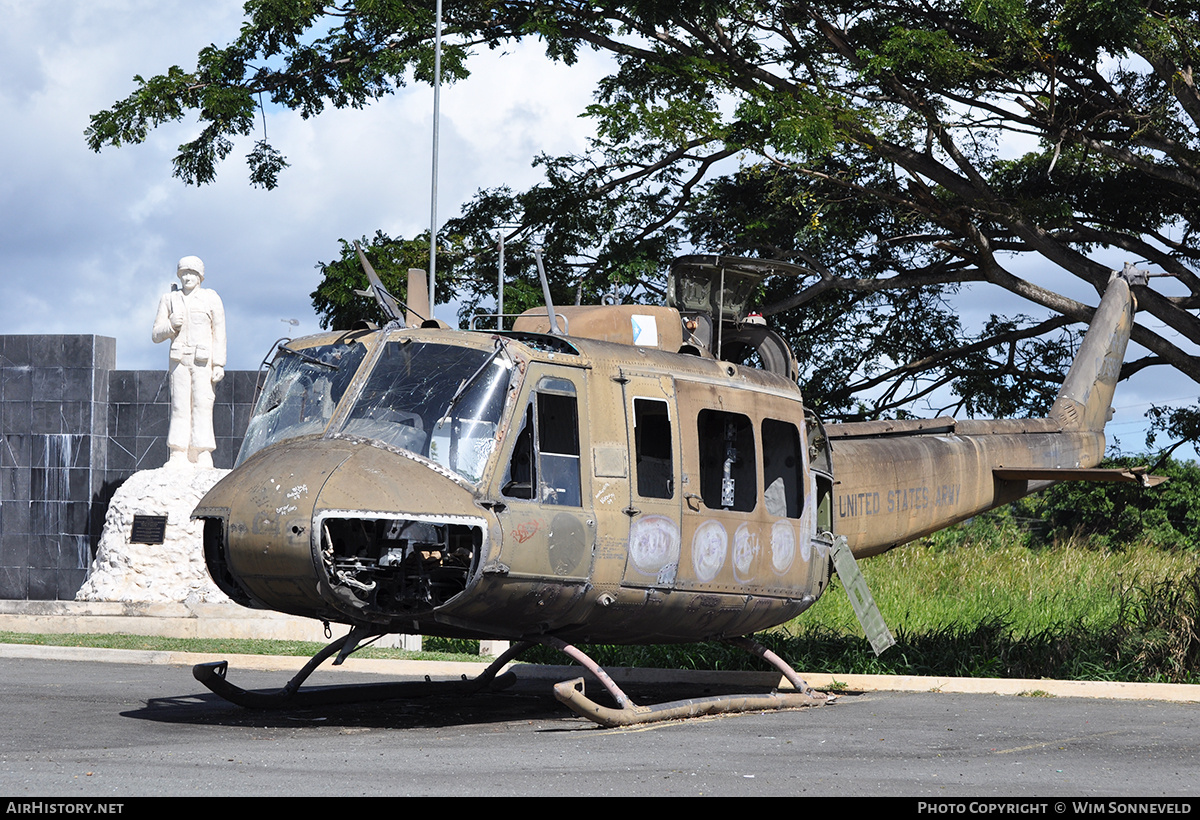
[537,389,582,506]
[762,418,803,519]
[502,404,537,500]
[502,377,582,507]
[697,409,756,512]
[633,398,673,499]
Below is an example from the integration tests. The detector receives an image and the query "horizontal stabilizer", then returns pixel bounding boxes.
[994,466,1167,488]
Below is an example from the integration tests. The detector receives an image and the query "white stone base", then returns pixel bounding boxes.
[76,466,232,604]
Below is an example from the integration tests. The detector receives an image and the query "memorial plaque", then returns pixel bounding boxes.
[131,514,169,545]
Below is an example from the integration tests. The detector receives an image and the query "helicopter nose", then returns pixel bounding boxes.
[195,437,358,611]
[310,444,489,621]
[196,437,490,622]
[313,443,480,517]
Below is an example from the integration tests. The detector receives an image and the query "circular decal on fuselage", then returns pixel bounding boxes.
[732,522,760,583]
[628,514,680,575]
[691,519,728,583]
[771,520,796,575]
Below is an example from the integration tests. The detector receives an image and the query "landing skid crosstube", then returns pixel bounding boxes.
[191,633,830,726]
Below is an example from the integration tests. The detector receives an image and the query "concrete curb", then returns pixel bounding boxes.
[795,672,1200,702]
[4,643,1200,703]
[0,600,374,644]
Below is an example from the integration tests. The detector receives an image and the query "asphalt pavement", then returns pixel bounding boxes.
[2,648,1199,798]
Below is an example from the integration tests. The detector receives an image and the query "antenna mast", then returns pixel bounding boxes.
[428,0,443,321]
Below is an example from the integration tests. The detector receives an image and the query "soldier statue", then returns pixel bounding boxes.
[152,256,226,469]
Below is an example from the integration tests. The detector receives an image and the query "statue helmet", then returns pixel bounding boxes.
[177,256,206,281]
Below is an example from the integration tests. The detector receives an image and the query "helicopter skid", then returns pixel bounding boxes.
[553,676,829,727]
[540,635,830,728]
[192,636,526,709]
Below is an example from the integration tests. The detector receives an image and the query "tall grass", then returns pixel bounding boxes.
[802,518,1196,639]
[522,514,1200,683]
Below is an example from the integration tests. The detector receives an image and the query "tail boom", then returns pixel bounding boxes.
[826,271,1137,558]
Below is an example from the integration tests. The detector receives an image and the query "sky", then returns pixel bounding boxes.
[0,0,1195,459]
[0,0,608,369]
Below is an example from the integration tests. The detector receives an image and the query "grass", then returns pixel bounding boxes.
[779,524,1200,684]
[5,518,1199,683]
[518,526,1200,683]
[0,632,489,664]
[801,534,1197,638]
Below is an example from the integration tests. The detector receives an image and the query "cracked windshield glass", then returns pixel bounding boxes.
[237,340,368,466]
[341,341,513,483]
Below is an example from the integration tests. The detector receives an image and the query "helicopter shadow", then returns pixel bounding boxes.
[121,680,583,731]
[120,675,792,731]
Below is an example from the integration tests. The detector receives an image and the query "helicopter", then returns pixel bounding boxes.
[191,253,1154,726]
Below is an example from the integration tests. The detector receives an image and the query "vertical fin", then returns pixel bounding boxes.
[1049,272,1136,432]
[406,269,429,327]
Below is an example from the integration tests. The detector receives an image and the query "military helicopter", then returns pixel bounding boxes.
[192,253,1154,726]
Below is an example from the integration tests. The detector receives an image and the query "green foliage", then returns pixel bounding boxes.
[89,0,1200,436]
[309,230,484,329]
[86,0,469,188]
[1147,403,1200,462]
[247,139,291,190]
[1012,457,1200,549]
[861,26,984,87]
[311,231,426,329]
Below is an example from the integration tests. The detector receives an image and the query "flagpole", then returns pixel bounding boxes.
[428,0,443,320]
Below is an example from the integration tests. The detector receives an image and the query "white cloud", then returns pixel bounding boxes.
[0,1,1192,461]
[0,1,607,370]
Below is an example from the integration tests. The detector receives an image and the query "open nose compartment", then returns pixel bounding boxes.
[318,514,485,616]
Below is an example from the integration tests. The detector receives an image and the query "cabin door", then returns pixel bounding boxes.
[673,380,818,598]
[494,368,595,581]
[617,370,683,589]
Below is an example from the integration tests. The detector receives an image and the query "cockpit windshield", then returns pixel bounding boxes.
[237,340,369,466]
[340,341,513,483]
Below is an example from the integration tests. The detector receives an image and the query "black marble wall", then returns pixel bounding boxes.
[0,335,257,600]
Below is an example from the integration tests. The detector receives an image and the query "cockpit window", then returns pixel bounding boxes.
[237,340,368,466]
[341,341,513,483]
[501,376,582,506]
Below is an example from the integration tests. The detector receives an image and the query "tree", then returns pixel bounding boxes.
[310,231,437,330]
[88,0,1200,433]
